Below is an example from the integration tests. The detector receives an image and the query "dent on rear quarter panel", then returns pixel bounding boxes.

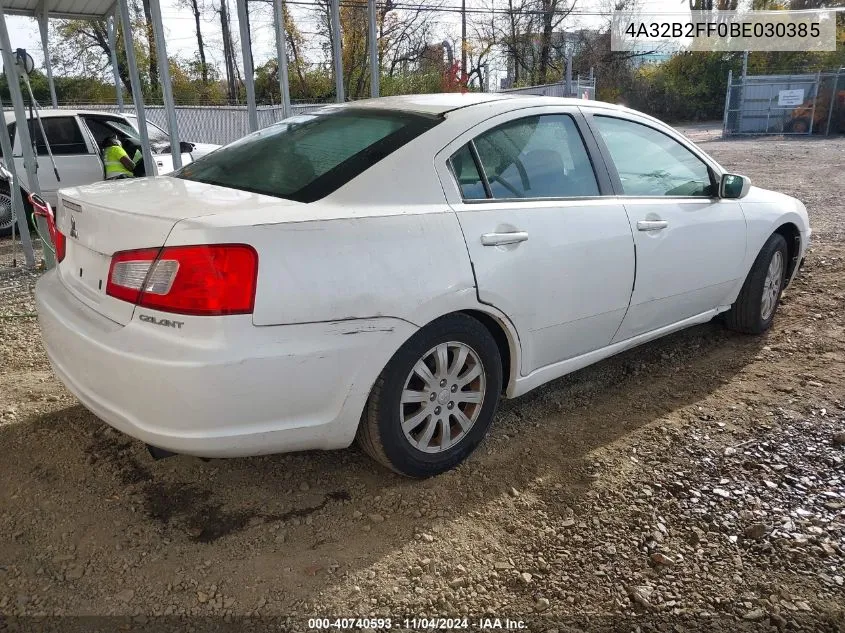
[249,210,476,327]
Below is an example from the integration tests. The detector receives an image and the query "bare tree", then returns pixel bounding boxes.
[139,0,160,92]
[378,0,443,77]
[178,0,210,84]
[216,0,240,101]
[310,0,441,97]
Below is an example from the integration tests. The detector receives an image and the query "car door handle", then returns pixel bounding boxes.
[481,231,529,246]
[637,220,669,231]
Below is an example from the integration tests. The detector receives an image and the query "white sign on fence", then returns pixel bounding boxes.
[777,89,805,107]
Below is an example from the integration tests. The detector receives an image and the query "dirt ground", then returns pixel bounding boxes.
[0,134,843,632]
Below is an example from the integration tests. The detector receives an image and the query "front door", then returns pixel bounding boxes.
[587,113,747,342]
[438,108,636,376]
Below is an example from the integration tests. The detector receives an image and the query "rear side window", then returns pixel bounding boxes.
[175,109,440,203]
[449,144,487,200]
[9,117,88,156]
[11,117,89,156]
[593,115,715,197]
[466,114,599,199]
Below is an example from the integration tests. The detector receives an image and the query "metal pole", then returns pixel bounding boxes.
[738,56,747,132]
[273,0,292,119]
[824,69,840,136]
[722,69,732,137]
[808,71,820,136]
[565,52,572,96]
[148,0,182,169]
[460,0,466,82]
[108,12,125,112]
[0,3,53,268]
[117,0,154,169]
[236,0,258,132]
[367,0,379,98]
[38,12,58,108]
[330,0,344,102]
[0,94,35,267]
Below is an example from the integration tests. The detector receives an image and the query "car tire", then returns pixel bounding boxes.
[357,313,502,478]
[0,183,15,238]
[724,233,788,335]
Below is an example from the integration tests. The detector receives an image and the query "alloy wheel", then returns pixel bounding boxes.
[0,191,14,231]
[399,341,486,454]
[761,250,784,321]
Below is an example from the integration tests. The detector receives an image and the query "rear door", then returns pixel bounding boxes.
[585,111,747,342]
[437,107,635,376]
[12,116,103,205]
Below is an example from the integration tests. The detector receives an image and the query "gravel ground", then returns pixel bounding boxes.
[0,134,844,632]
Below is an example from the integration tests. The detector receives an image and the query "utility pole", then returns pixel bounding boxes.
[461,0,467,83]
[331,0,344,102]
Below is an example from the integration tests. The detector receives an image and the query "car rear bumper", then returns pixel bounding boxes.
[36,270,415,458]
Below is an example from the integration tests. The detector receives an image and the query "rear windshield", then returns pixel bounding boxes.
[173,109,441,203]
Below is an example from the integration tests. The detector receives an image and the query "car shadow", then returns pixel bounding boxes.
[0,318,766,611]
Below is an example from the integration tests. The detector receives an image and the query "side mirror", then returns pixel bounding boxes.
[179,141,194,154]
[720,173,751,199]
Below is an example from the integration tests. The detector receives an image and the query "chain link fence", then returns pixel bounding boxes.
[723,68,845,136]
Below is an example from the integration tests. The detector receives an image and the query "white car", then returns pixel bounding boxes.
[35,94,810,477]
[0,109,219,236]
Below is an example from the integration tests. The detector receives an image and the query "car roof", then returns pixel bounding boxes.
[316,93,630,117]
[5,106,135,123]
[3,109,129,123]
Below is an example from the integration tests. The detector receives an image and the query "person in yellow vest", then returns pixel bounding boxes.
[102,136,136,180]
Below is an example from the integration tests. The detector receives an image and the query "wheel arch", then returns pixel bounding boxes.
[773,221,802,286]
[457,308,519,396]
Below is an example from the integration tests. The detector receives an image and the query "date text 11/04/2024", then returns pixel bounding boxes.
[307,618,528,629]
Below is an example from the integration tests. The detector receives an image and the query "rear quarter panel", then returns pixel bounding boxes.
[166,206,478,327]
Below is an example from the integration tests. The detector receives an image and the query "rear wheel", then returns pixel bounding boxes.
[724,233,788,335]
[357,313,502,478]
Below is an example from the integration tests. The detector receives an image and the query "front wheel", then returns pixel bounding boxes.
[0,184,15,238]
[724,233,788,335]
[357,313,502,478]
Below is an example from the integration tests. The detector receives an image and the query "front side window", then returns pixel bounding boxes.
[468,114,599,199]
[175,109,440,203]
[593,116,715,197]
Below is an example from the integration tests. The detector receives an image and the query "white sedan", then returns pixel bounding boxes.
[35,94,810,477]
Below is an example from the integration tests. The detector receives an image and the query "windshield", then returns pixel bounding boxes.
[173,109,441,203]
[125,116,170,144]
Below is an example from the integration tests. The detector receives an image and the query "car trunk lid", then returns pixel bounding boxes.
[54,176,283,326]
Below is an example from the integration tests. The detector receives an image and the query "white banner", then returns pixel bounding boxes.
[611,10,837,53]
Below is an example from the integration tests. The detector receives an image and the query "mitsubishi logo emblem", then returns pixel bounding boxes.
[70,215,78,239]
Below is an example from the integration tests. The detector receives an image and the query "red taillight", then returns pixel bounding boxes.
[106,244,258,316]
[55,231,66,263]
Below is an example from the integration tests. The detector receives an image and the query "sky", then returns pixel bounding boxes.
[3,0,686,94]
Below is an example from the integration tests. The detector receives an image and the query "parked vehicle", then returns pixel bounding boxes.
[35,94,810,477]
[0,110,219,236]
